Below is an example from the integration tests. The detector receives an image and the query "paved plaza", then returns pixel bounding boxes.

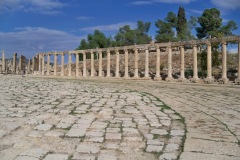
[0,76,239,160]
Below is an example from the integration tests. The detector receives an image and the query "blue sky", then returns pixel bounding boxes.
[0,0,240,59]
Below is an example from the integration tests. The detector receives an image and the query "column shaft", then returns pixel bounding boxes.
[90,52,94,77]
[13,53,17,73]
[205,43,214,83]
[154,48,162,80]
[166,46,173,81]
[42,55,44,75]
[61,53,64,76]
[107,50,111,77]
[28,59,31,74]
[68,54,72,76]
[98,51,102,77]
[2,51,5,72]
[38,54,41,72]
[115,50,120,77]
[134,48,139,78]
[179,46,186,81]
[19,55,22,71]
[47,54,50,76]
[220,42,228,83]
[144,49,149,78]
[124,50,129,78]
[83,53,86,77]
[76,53,79,77]
[54,53,57,76]
[32,56,35,73]
[236,41,240,84]
[192,45,199,81]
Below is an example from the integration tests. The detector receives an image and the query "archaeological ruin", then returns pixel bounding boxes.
[1,36,240,84]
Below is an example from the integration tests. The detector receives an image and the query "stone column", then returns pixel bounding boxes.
[38,54,41,72]
[191,45,199,82]
[134,48,139,78]
[204,43,214,83]
[115,50,120,78]
[61,53,64,76]
[27,59,31,74]
[32,56,35,73]
[106,50,111,77]
[13,53,17,73]
[178,46,186,81]
[47,54,50,76]
[68,53,72,77]
[144,49,150,79]
[98,50,103,77]
[54,53,57,76]
[235,41,240,84]
[2,50,5,72]
[83,52,87,77]
[166,46,173,81]
[124,49,129,78]
[19,55,22,72]
[154,47,162,81]
[90,51,94,77]
[76,53,79,77]
[220,42,228,84]
[42,54,45,75]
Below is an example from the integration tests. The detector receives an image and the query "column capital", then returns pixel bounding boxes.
[221,41,227,45]
[179,45,184,49]
[115,49,119,53]
[206,42,211,46]
[107,49,110,53]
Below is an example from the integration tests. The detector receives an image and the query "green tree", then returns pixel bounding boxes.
[155,12,177,42]
[177,6,187,40]
[196,8,237,77]
[115,21,152,46]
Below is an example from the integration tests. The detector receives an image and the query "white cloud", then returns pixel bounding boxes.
[0,0,65,15]
[0,27,83,58]
[189,9,203,14]
[131,1,153,5]
[76,16,94,21]
[80,22,137,32]
[228,47,238,53]
[211,0,240,10]
[153,0,195,4]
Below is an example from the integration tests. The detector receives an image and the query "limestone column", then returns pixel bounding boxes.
[42,54,45,75]
[19,55,22,72]
[27,59,31,74]
[144,49,150,78]
[124,49,129,78]
[2,50,5,72]
[235,41,240,84]
[54,53,57,76]
[106,50,111,77]
[192,45,199,82]
[76,53,79,77]
[115,50,120,78]
[83,52,87,77]
[204,43,213,83]
[220,42,228,83]
[134,48,139,78]
[178,46,186,81]
[166,46,173,81]
[61,53,64,76]
[90,51,94,77]
[98,50,103,77]
[68,53,72,76]
[38,54,41,72]
[32,56,35,73]
[13,53,17,73]
[47,54,50,76]
[154,47,162,80]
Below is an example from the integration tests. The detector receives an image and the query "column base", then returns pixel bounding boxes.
[191,77,200,83]
[235,78,240,85]
[142,77,151,80]
[154,76,162,81]
[165,77,173,81]
[178,77,186,82]
[218,77,229,84]
[132,76,140,80]
[123,76,130,79]
[204,77,214,84]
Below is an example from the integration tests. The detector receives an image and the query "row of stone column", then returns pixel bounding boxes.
[34,41,240,84]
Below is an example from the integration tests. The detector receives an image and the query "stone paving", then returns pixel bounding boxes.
[0,76,185,160]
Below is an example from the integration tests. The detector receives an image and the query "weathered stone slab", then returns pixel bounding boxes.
[146,145,163,152]
[34,124,53,131]
[43,154,69,160]
[76,143,100,154]
[20,148,49,159]
[65,128,86,138]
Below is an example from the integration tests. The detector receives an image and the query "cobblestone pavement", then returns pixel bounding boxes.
[0,76,239,160]
[0,76,185,160]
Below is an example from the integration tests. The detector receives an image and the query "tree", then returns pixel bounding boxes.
[155,12,177,43]
[177,6,187,40]
[196,8,237,77]
[115,21,152,46]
